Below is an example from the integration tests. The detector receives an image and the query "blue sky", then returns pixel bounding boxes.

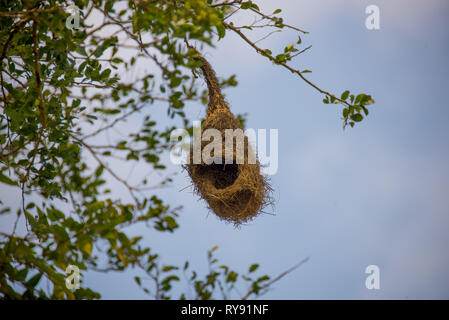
[97,0,449,299]
[1,0,449,299]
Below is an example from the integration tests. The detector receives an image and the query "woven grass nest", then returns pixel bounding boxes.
[185,52,272,225]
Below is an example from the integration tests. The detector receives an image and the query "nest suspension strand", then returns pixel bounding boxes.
[185,48,272,225]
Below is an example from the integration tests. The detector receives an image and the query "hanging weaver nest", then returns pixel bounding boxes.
[184,49,273,225]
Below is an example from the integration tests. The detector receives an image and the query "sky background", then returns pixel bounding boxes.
[2,0,449,299]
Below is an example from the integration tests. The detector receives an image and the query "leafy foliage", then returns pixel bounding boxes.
[134,246,279,300]
[0,0,372,299]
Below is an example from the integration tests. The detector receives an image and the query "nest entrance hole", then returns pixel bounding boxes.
[197,163,239,189]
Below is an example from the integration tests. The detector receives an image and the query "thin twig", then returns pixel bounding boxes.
[223,21,350,107]
[241,257,309,300]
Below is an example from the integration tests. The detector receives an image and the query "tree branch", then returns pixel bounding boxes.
[222,21,350,108]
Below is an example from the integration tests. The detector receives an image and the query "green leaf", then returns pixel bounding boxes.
[25,273,43,288]
[256,275,270,282]
[48,208,64,222]
[169,77,182,88]
[16,268,29,282]
[251,3,260,10]
[249,264,259,273]
[351,113,364,122]
[341,90,350,100]
[284,44,294,52]
[216,24,226,39]
[355,93,375,105]
[101,69,111,79]
[75,46,88,56]
[79,239,93,256]
[275,54,287,62]
[273,9,282,14]
[241,1,252,9]
[164,216,178,229]
[226,271,238,283]
[362,106,369,116]
[162,265,178,272]
[95,165,104,177]
[0,172,17,186]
